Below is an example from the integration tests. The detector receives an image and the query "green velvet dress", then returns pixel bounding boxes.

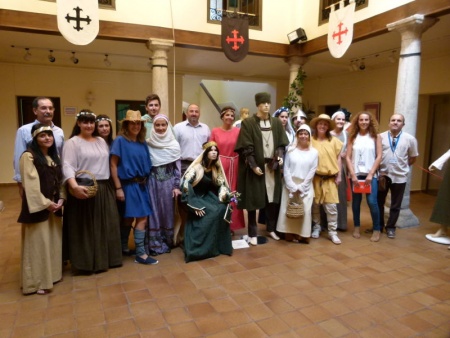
[182,171,232,263]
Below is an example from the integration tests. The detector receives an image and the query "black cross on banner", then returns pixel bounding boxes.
[221,16,249,62]
[65,6,92,32]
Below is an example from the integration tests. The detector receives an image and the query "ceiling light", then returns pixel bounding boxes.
[71,51,79,64]
[48,50,56,63]
[359,58,366,70]
[23,48,31,61]
[103,54,111,67]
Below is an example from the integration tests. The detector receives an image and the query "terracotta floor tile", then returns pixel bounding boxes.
[170,321,202,338]
[134,312,166,331]
[318,318,351,337]
[243,302,274,321]
[222,309,253,327]
[104,305,132,323]
[1,188,449,337]
[75,310,105,330]
[256,315,291,336]
[232,322,267,337]
[105,318,139,338]
[44,317,77,336]
[195,312,229,334]
[162,306,193,324]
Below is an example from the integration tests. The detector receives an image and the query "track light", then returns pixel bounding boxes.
[48,50,56,63]
[71,51,79,64]
[23,48,31,61]
[103,54,111,67]
[359,58,366,70]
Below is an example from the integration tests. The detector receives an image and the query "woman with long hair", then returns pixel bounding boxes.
[210,106,245,233]
[62,110,122,273]
[93,114,114,147]
[346,111,382,242]
[276,125,318,243]
[18,123,65,294]
[181,141,233,262]
[111,110,158,265]
[146,114,181,255]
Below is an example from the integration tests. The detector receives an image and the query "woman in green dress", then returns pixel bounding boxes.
[181,141,233,262]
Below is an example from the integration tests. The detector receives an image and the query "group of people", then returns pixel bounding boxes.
[14,93,421,296]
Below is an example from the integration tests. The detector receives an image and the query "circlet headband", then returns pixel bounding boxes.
[32,126,52,138]
[95,117,112,123]
[202,141,217,150]
[76,111,97,119]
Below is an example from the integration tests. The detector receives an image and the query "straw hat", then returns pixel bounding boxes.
[120,110,145,122]
[310,114,335,130]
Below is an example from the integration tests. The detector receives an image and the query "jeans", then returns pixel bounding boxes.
[351,176,380,231]
[377,178,406,231]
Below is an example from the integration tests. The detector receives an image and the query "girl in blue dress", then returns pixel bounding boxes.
[111,110,158,265]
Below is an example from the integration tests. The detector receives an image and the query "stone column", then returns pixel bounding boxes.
[285,56,308,112]
[386,15,438,228]
[146,39,174,116]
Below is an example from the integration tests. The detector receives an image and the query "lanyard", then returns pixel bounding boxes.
[388,131,402,153]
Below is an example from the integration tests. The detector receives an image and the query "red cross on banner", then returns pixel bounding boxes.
[327,0,356,58]
[221,16,249,62]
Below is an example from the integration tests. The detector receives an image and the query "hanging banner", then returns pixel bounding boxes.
[57,0,99,45]
[221,16,249,62]
[327,0,355,58]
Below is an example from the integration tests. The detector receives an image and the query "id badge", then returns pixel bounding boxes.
[389,158,397,164]
[358,164,367,173]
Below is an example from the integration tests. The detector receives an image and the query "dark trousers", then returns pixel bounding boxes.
[247,202,279,237]
[377,178,406,231]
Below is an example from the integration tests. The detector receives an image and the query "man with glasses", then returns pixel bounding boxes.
[377,113,418,239]
[13,97,65,196]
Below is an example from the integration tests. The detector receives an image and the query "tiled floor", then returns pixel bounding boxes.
[0,185,449,337]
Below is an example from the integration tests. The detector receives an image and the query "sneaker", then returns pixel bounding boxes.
[329,234,342,245]
[135,255,159,265]
[269,232,280,241]
[311,228,321,239]
[387,229,396,239]
[249,237,258,246]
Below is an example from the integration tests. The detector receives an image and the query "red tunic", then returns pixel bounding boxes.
[210,127,245,231]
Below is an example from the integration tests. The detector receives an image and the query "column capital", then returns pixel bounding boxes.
[146,38,175,52]
[284,56,309,68]
[387,14,438,37]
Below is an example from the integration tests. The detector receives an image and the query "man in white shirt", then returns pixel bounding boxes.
[13,97,65,196]
[378,114,418,239]
[173,104,211,175]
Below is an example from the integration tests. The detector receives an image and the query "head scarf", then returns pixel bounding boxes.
[146,114,181,167]
[273,107,295,145]
[288,124,312,153]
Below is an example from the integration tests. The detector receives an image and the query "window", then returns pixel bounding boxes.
[208,0,262,30]
[319,0,368,25]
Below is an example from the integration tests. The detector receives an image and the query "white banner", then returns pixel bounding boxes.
[327,0,356,58]
[57,0,99,45]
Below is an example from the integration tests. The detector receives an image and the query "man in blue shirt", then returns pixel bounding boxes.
[13,97,65,196]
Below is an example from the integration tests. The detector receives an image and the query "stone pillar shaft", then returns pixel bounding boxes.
[147,39,174,116]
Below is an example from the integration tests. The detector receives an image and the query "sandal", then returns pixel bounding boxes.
[36,289,51,295]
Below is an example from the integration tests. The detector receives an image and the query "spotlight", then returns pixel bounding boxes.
[103,54,111,67]
[287,27,307,44]
[23,48,31,61]
[48,50,56,63]
[359,58,366,70]
[71,51,79,64]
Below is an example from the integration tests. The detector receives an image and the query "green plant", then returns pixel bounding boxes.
[282,68,307,111]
